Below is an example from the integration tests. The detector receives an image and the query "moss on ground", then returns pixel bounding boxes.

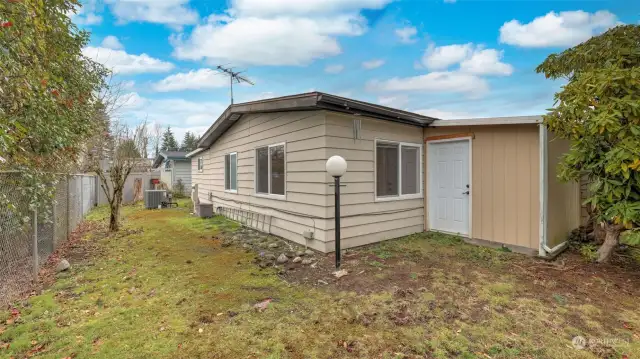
[0,201,638,358]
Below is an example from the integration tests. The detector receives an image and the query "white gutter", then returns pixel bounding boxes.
[186,148,204,158]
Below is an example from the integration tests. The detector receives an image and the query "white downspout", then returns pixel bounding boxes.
[539,124,549,257]
[539,125,568,257]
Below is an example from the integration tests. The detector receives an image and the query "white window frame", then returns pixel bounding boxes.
[197,157,204,172]
[254,142,286,200]
[224,152,238,193]
[374,139,423,202]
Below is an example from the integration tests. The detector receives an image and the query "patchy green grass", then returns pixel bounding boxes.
[1,201,638,359]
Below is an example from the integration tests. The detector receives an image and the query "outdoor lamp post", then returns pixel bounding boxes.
[326,155,347,269]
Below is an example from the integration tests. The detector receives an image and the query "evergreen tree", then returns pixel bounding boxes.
[180,131,199,152]
[160,126,179,152]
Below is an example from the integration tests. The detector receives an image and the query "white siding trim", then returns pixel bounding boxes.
[373,138,423,202]
[254,142,287,200]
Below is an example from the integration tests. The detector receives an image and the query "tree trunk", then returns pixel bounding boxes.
[596,223,623,263]
[109,204,119,232]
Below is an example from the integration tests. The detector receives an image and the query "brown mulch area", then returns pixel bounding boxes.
[280,245,640,307]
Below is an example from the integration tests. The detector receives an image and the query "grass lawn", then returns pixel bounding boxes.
[1,201,638,359]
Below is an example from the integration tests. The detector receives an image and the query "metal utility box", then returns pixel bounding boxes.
[144,190,167,209]
[196,203,213,218]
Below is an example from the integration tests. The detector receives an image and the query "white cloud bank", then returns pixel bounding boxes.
[499,10,618,48]
[101,35,124,50]
[152,69,230,92]
[105,0,199,27]
[171,0,393,66]
[395,26,417,44]
[83,46,174,75]
[422,43,513,76]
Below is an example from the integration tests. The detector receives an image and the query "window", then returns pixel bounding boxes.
[255,143,285,196]
[376,140,421,200]
[197,157,204,172]
[224,153,237,192]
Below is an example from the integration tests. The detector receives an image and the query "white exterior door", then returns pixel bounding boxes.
[428,140,470,235]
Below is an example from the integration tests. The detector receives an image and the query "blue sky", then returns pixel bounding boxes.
[71,0,639,141]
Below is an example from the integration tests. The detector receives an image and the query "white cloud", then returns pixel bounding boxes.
[82,46,174,75]
[413,108,470,119]
[101,35,124,50]
[395,26,417,44]
[499,10,618,48]
[118,92,226,129]
[459,49,513,76]
[422,43,473,70]
[152,69,230,92]
[325,64,345,74]
[231,0,392,16]
[362,59,385,69]
[172,15,367,66]
[105,0,198,27]
[378,95,409,109]
[422,43,513,76]
[67,0,103,25]
[367,71,489,97]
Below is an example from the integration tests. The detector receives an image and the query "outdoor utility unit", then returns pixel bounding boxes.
[144,190,167,209]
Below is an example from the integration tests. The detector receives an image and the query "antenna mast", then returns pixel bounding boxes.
[216,65,255,104]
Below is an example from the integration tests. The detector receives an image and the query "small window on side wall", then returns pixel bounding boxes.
[197,157,204,171]
[255,143,285,196]
[224,153,237,192]
[375,140,421,200]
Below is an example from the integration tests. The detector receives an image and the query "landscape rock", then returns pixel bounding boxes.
[264,253,276,260]
[285,251,296,258]
[304,249,314,256]
[276,254,288,264]
[268,243,279,249]
[296,251,305,257]
[292,257,302,263]
[56,259,70,272]
[301,259,314,265]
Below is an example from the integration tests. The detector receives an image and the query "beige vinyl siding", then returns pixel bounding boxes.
[546,136,581,247]
[192,111,331,251]
[424,125,540,250]
[323,112,425,250]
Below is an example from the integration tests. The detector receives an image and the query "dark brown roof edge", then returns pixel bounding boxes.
[196,92,438,149]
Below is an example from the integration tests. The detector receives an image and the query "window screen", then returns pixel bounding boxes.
[401,146,419,195]
[229,153,237,191]
[376,142,399,197]
[270,145,285,195]
[256,147,269,194]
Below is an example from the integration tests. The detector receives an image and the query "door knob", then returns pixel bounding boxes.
[462,191,469,195]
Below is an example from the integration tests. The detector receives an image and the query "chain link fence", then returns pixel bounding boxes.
[0,172,97,305]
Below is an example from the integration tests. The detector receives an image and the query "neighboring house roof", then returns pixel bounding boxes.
[197,92,440,149]
[430,116,543,127]
[152,151,189,168]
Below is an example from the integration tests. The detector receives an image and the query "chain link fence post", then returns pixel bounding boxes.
[32,208,38,278]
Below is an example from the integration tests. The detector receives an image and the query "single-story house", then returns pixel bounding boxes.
[152,151,192,195]
[187,92,581,257]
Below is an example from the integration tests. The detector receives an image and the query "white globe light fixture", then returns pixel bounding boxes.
[326,155,348,269]
[326,155,347,178]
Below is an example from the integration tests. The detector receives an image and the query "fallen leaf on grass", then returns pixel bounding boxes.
[253,298,272,312]
[0,342,9,350]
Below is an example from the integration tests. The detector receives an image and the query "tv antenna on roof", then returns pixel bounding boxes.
[216,65,255,104]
